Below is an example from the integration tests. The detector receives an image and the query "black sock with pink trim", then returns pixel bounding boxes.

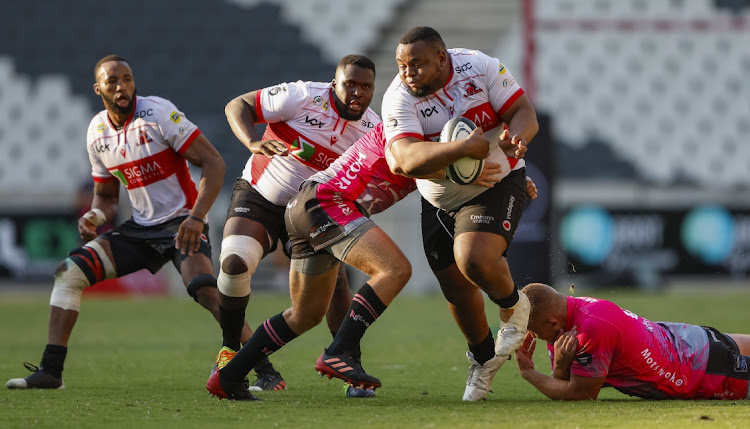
[220,312,297,382]
[326,283,386,356]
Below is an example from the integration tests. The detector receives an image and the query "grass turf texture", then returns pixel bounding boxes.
[1,288,749,428]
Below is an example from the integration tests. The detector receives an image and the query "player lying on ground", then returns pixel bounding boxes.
[515,283,750,400]
[6,55,246,390]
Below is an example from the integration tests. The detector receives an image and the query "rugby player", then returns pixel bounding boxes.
[215,55,380,396]
[382,26,539,400]
[516,283,750,400]
[206,121,539,400]
[6,55,234,390]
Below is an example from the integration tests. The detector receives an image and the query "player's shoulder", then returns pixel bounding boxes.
[87,111,109,141]
[449,48,497,72]
[136,95,176,110]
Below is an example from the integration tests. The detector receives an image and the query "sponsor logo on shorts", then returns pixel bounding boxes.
[471,214,494,224]
[430,251,439,260]
[640,348,687,387]
[734,355,748,373]
[234,207,251,213]
[310,222,332,239]
[506,195,515,220]
[575,353,592,366]
[503,220,511,231]
[200,234,208,242]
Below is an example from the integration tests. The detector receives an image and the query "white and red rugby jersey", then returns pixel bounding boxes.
[241,80,380,206]
[382,48,525,210]
[86,96,200,226]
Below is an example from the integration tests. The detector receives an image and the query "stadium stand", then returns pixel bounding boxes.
[497,0,750,188]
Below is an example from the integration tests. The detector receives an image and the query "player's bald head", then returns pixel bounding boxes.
[522,283,567,330]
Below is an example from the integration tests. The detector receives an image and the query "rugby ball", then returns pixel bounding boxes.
[440,117,484,185]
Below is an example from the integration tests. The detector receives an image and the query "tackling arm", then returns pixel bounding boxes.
[498,94,538,159]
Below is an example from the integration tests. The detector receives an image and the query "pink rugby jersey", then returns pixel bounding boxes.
[310,123,416,223]
[242,81,380,206]
[382,48,524,210]
[549,296,748,400]
[86,96,200,226]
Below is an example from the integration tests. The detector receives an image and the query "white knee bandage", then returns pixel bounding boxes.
[217,235,264,297]
[49,260,89,311]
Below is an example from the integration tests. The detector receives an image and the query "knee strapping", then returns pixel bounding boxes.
[187,274,217,302]
[50,242,115,312]
[217,235,263,297]
[49,260,89,311]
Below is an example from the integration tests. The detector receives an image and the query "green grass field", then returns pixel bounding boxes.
[2,288,750,428]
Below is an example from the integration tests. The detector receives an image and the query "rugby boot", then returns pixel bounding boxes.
[249,369,286,391]
[6,362,64,390]
[462,352,508,401]
[206,370,262,401]
[345,383,377,398]
[210,346,237,376]
[495,292,531,357]
[315,349,381,389]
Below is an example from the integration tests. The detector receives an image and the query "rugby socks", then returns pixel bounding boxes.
[40,344,67,378]
[220,312,297,381]
[218,304,245,351]
[326,284,387,356]
[331,330,362,359]
[469,330,495,365]
[491,285,520,309]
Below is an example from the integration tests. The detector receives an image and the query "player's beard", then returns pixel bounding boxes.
[333,94,364,121]
[103,88,137,115]
[405,80,442,97]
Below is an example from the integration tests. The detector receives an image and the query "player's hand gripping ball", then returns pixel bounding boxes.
[440,117,484,185]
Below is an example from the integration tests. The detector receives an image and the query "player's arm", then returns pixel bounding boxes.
[515,332,604,400]
[178,134,225,255]
[498,94,538,160]
[388,128,490,177]
[79,180,119,241]
[225,90,288,157]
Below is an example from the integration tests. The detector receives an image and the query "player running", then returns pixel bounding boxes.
[207,121,538,400]
[6,55,236,390]
[214,55,380,396]
[382,26,539,401]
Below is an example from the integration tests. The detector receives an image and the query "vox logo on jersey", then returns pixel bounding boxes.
[304,116,325,128]
[420,106,438,117]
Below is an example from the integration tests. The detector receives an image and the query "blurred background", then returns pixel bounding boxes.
[2,0,750,298]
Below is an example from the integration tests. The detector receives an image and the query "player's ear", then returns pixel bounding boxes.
[93,83,100,95]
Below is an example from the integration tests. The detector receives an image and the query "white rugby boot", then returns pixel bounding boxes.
[462,352,508,401]
[495,292,530,357]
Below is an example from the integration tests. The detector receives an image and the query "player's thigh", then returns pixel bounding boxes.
[101,229,167,277]
[727,334,750,355]
[178,253,214,285]
[224,179,286,252]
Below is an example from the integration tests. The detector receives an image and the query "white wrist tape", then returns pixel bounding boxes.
[83,208,106,227]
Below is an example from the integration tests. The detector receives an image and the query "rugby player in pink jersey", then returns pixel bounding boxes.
[207,123,538,400]
[7,55,234,390]
[214,55,380,395]
[515,283,750,400]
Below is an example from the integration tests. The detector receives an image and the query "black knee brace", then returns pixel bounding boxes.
[187,274,217,302]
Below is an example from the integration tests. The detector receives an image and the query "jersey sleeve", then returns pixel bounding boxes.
[483,54,525,118]
[86,118,116,182]
[157,99,200,154]
[381,88,426,146]
[255,81,308,124]
[570,321,617,379]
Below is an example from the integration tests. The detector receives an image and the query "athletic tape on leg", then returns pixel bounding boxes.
[49,242,115,311]
[217,235,263,297]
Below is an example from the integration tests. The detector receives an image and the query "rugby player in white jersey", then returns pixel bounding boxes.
[382,27,539,401]
[6,55,236,390]
[215,55,379,396]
